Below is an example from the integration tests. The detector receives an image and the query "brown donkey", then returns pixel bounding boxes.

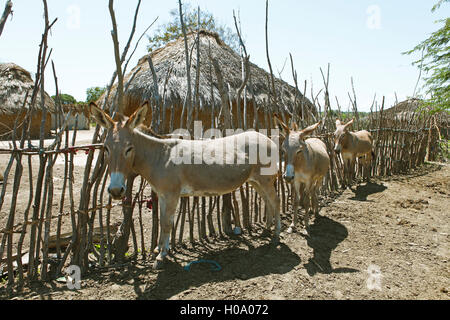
[276,117,330,233]
[333,119,374,187]
[90,102,281,269]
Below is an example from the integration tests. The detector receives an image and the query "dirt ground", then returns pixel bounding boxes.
[1,159,448,300]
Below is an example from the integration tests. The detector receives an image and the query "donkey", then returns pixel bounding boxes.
[333,119,374,188]
[90,102,281,269]
[275,116,330,233]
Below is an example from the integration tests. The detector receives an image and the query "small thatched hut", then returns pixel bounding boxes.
[383,98,422,121]
[100,30,316,132]
[385,98,449,139]
[51,103,91,130]
[0,62,56,138]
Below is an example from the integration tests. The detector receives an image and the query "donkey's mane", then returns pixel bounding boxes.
[136,124,171,139]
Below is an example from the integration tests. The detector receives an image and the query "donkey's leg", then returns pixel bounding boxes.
[342,158,350,189]
[287,180,301,234]
[250,176,281,243]
[311,179,321,217]
[364,152,373,182]
[153,194,179,270]
[248,181,269,228]
[348,158,356,186]
[303,182,312,230]
[264,182,281,242]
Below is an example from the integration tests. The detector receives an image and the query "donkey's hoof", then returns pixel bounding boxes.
[260,229,271,237]
[271,235,280,245]
[300,228,309,237]
[287,226,295,234]
[153,259,164,270]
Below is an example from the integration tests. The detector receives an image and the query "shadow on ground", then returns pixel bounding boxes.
[135,239,301,299]
[349,182,387,202]
[303,215,359,276]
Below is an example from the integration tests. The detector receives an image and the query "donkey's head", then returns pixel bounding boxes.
[90,102,148,200]
[275,115,320,183]
[333,119,353,154]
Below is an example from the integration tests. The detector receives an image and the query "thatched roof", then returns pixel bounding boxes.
[0,62,55,115]
[384,98,449,125]
[102,30,316,116]
[384,98,422,115]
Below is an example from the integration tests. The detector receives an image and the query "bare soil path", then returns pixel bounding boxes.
[2,162,449,300]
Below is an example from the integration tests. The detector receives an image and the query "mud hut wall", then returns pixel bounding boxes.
[0,111,51,138]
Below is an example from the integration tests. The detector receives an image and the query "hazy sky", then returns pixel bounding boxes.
[0,0,448,111]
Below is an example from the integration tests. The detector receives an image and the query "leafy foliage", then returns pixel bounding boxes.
[404,1,449,114]
[52,93,77,105]
[147,4,239,52]
[86,86,106,103]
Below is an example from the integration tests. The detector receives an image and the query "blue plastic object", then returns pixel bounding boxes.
[184,259,222,272]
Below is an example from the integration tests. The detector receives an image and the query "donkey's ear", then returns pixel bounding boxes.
[90,102,114,129]
[126,102,148,129]
[273,114,290,134]
[300,121,320,139]
[336,119,342,127]
[344,119,354,131]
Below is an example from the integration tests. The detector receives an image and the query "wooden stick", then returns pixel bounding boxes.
[0,0,13,38]
[178,0,193,130]
[108,0,125,114]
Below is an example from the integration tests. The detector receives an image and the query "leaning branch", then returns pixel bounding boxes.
[178,0,193,130]
[265,0,278,110]
[108,0,125,114]
[0,0,13,38]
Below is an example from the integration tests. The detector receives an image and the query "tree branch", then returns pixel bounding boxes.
[0,0,13,38]
[108,0,124,114]
[178,0,193,130]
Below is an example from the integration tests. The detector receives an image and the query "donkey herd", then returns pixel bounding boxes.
[90,102,375,269]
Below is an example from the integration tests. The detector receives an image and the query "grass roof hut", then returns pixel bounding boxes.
[100,30,316,133]
[52,103,91,130]
[0,62,56,139]
[383,98,422,120]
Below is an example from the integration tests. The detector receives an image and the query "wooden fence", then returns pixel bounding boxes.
[0,101,446,289]
[0,0,448,291]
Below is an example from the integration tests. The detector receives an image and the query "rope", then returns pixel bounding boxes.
[0,144,103,155]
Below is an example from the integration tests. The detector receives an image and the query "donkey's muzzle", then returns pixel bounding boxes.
[284,164,295,183]
[108,186,126,200]
[109,172,126,199]
[283,174,294,183]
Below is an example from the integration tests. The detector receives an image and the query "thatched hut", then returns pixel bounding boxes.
[383,98,422,122]
[51,103,91,130]
[100,30,316,132]
[0,62,56,138]
[385,98,449,139]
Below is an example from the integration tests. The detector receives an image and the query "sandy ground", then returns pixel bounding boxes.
[1,157,448,300]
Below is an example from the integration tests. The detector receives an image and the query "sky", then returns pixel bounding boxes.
[0,0,448,112]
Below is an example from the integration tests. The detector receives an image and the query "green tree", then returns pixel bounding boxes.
[148,4,239,52]
[86,86,106,103]
[52,93,77,105]
[404,0,449,114]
